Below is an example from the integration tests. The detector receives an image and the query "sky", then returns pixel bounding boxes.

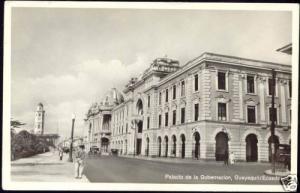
[10,7,292,140]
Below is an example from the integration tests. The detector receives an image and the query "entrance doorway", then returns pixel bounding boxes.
[136,138,142,155]
[158,137,162,157]
[164,136,168,157]
[146,137,149,156]
[193,132,200,159]
[171,135,176,157]
[101,138,109,153]
[246,134,258,162]
[180,134,185,158]
[215,132,229,161]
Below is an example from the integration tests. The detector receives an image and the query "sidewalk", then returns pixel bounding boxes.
[119,154,271,166]
[11,150,89,182]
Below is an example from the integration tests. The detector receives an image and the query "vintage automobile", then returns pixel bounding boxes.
[90,146,100,154]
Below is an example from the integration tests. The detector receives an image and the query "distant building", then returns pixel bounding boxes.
[34,103,45,135]
[84,52,291,162]
[60,137,84,149]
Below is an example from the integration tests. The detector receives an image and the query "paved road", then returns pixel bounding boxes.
[84,156,282,184]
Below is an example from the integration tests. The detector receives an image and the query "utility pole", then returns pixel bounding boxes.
[68,114,76,162]
[270,69,276,174]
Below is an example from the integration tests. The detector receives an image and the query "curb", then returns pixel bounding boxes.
[264,169,290,177]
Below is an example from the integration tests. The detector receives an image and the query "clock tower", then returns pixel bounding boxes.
[34,103,45,135]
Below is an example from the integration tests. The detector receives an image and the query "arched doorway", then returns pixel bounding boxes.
[124,140,127,155]
[246,134,258,162]
[193,132,201,159]
[146,137,150,156]
[120,141,123,155]
[180,134,185,158]
[101,137,109,153]
[268,135,279,162]
[171,135,176,157]
[215,132,229,161]
[158,137,162,157]
[164,136,169,157]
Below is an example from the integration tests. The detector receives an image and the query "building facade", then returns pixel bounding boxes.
[84,52,292,162]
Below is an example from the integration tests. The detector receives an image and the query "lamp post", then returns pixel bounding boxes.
[270,69,276,173]
[68,113,76,162]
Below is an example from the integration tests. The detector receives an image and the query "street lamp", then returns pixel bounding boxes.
[68,113,76,162]
[270,69,276,174]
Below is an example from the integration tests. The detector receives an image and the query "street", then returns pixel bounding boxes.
[84,155,282,184]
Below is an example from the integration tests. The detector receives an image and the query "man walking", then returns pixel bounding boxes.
[74,145,86,179]
[59,148,63,161]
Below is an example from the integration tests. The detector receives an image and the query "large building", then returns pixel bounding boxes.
[84,52,292,162]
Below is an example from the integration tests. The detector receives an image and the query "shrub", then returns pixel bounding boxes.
[11,130,51,160]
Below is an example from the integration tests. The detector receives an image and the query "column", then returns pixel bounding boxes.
[259,77,266,123]
[239,75,245,121]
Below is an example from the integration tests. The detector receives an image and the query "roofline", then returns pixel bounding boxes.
[276,43,292,52]
[157,52,291,86]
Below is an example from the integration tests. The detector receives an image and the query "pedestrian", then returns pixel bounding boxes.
[74,145,86,179]
[229,151,235,165]
[59,149,63,161]
[224,149,229,166]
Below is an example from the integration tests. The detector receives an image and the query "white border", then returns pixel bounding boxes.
[3,1,299,192]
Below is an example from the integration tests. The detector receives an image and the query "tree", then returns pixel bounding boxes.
[11,118,26,129]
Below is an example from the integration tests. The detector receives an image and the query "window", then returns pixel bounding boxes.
[148,95,150,107]
[247,106,256,123]
[159,92,162,105]
[181,80,185,96]
[172,110,176,125]
[218,103,227,121]
[165,112,169,126]
[194,74,199,91]
[147,117,150,129]
[122,126,124,134]
[166,89,169,102]
[173,85,176,99]
[194,103,199,121]
[218,72,226,90]
[181,107,185,124]
[269,107,277,124]
[289,80,292,98]
[247,75,255,94]
[126,123,128,133]
[158,114,162,128]
[268,78,276,96]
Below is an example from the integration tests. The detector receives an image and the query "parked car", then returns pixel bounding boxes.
[90,146,100,154]
[111,149,118,156]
